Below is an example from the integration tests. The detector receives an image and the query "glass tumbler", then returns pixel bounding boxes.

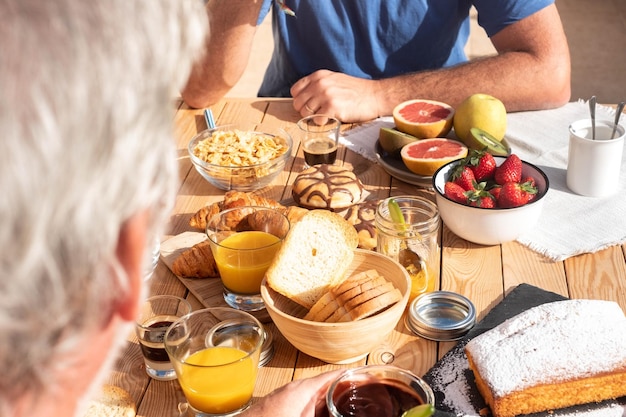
[164,307,264,416]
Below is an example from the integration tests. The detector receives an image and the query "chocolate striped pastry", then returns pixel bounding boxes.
[292,164,364,211]
[343,199,379,251]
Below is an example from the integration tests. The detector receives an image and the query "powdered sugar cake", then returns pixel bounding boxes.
[464,299,626,417]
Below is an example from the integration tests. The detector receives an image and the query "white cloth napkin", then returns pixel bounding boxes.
[341,101,626,261]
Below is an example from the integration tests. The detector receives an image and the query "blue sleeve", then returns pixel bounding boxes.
[473,0,554,37]
[257,0,274,25]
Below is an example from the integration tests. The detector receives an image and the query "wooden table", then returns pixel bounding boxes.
[108,98,626,417]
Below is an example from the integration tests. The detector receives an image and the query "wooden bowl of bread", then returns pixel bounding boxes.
[260,210,411,364]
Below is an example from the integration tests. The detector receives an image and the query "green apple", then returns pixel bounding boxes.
[453,93,507,143]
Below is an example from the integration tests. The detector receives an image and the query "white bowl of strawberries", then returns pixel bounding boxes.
[432,151,549,245]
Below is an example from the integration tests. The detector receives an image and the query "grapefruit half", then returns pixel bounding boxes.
[393,99,455,139]
[400,138,468,176]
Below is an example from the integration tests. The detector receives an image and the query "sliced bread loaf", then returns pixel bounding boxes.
[265,209,359,309]
[304,269,402,323]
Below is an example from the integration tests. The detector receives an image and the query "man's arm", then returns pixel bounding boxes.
[291,4,571,123]
[181,0,263,109]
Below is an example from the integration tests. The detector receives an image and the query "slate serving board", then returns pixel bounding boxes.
[423,283,626,417]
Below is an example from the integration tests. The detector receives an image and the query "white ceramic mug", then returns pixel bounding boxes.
[566,119,625,197]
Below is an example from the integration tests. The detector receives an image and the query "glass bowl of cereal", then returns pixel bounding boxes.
[188,123,293,191]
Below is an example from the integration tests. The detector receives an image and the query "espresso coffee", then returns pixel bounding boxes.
[138,319,174,362]
[319,379,424,417]
[303,137,338,166]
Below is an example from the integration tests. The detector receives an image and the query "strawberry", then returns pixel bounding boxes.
[451,165,476,191]
[522,176,536,187]
[521,177,538,202]
[489,185,502,201]
[469,193,496,208]
[494,154,522,185]
[497,181,538,208]
[444,182,468,204]
[465,184,496,208]
[467,149,496,182]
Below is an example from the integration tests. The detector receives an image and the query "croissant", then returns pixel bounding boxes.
[189,191,287,231]
[171,240,219,278]
[189,201,223,230]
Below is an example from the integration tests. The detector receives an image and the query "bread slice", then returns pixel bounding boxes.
[304,269,402,323]
[265,210,358,309]
[303,269,382,321]
[340,287,402,321]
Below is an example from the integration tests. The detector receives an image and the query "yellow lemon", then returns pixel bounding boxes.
[453,93,507,143]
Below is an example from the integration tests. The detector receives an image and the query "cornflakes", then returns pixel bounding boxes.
[193,129,289,167]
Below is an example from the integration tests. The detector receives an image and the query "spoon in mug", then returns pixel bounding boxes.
[611,101,625,139]
[589,96,597,140]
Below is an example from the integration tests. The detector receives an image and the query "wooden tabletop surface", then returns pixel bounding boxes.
[107,98,626,417]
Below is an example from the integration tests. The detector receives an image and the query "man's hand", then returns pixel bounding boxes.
[291,70,383,123]
[242,370,343,417]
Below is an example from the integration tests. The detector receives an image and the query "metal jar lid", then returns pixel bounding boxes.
[406,291,476,341]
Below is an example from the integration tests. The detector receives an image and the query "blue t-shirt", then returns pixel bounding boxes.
[257,0,553,97]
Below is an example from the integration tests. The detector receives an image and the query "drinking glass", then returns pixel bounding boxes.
[206,206,290,311]
[164,308,264,416]
[143,236,161,280]
[297,114,341,167]
[135,295,192,380]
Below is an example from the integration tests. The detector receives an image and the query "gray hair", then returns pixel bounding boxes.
[0,0,207,407]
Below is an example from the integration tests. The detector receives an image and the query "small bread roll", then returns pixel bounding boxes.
[83,385,136,417]
[292,164,364,211]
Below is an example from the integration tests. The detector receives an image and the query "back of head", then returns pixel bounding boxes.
[0,0,206,412]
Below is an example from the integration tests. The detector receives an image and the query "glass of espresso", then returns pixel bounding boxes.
[135,295,192,380]
[297,114,341,167]
[320,365,435,417]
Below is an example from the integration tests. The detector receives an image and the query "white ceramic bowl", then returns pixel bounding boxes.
[188,123,292,192]
[432,156,549,245]
[260,249,411,364]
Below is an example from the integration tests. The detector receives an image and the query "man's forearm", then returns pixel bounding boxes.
[376,50,570,116]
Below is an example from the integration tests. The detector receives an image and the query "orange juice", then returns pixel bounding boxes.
[213,231,281,294]
[179,346,258,414]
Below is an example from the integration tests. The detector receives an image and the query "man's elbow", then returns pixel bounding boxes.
[546,58,571,107]
[529,53,571,110]
[181,89,215,109]
[181,80,233,109]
